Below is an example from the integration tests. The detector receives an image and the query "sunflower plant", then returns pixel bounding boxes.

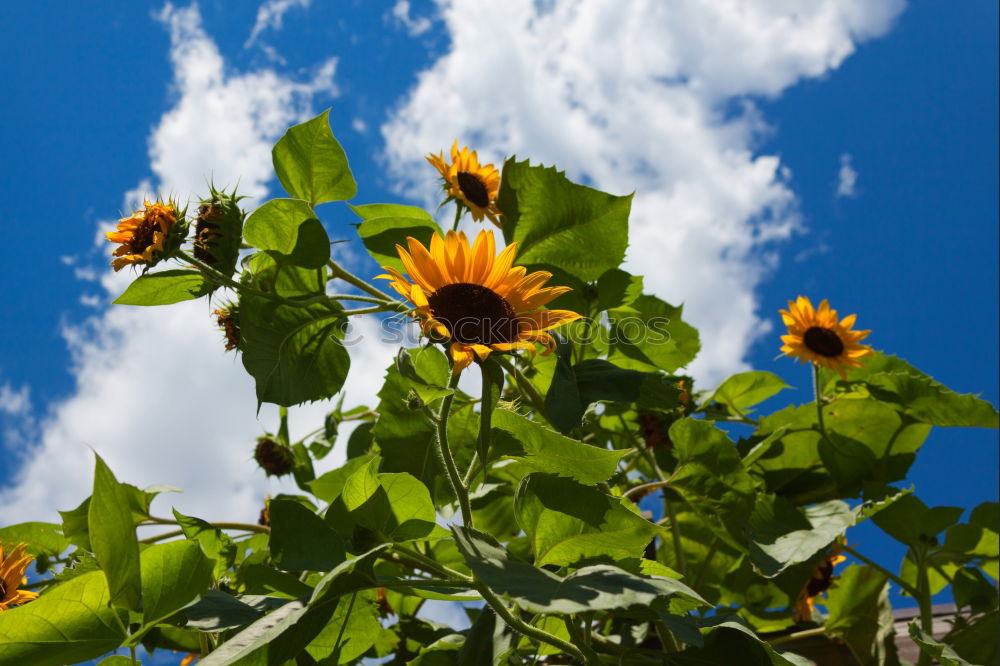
[0,110,997,666]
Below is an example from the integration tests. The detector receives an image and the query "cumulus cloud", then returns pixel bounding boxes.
[245,0,311,47]
[0,4,392,526]
[837,152,859,198]
[382,0,904,383]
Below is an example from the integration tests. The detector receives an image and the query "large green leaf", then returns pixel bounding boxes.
[268,499,346,571]
[351,203,440,273]
[668,419,756,548]
[138,540,214,628]
[88,454,141,611]
[200,547,384,666]
[824,565,899,666]
[452,526,705,616]
[492,408,625,484]
[748,497,854,578]
[0,571,127,666]
[908,623,971,666]
[705,372,789,415]
[272,109,357,205]
[0,522,69,557]
[871,494,963,547]
[342,460,439,542]
[943,609,999,666]
[244,250,326,298]
[669,619,812,666]
[239,295,349,407]
[457,608,516,666]
[498,158,631,282]
[113,269,212,306]
[307,454,379,503]
[305,591,382,664]
[514,473,658,567]
[609,295,700,373]
[172,509,237,580]
[243,198,330,269]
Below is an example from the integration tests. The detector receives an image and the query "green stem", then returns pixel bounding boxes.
[326,259,395,302]
[138,521,269,544]
[389,546,473,583]
[376,578,469,589]
[452,202,463,231]
[475,583,591,664]
[664,498,688,577]
[496,356,547,416]
[623,478,672,500]
[474,361,495,485]
[327,293,394,305]
[840,544,921,597]
[768,626,830,647]
[812,364,827,436]
[278,407,290,446]
[915,549,934,666]
[432,372,474,527]
[340,304,398,316]
[691,537,720,592]
[331,592,357,660]
[563,617,602,664]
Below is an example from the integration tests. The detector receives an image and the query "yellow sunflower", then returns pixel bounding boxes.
[106,200,180,272]
[0,542,38,611]
[379,230,581,373]
[426,141,502,226]
[780,296,873,379]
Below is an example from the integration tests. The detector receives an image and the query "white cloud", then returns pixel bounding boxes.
[245,0,311,47]
[0,4,393,527]
[382,0,904,384]
[837,152,859,198]
[391,0,433,37]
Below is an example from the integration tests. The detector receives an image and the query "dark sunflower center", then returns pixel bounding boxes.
[130,216,162,252]
[427,282,518,345]
[803,326,845,357]
[456,171,490,208]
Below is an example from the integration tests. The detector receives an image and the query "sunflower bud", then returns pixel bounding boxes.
[213,303,241,352]
[254,436,294,477]
[194,186,245,278]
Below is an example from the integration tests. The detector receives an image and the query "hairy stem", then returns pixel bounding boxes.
[431,372,474,527]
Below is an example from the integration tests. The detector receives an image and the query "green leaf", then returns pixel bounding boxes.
[183,590,279,631]
[457,609,516,666]
[88,454,141,611]
[871,494,963,547]
[172,509,237,580]
[305,591,382,664]
[239,295,349,407]
[492,408,625,484]
[243,198,330,268]
[748,497,855,578]
[352,203,440,273]
[498,158,631,281]
[952,566,999,613]
[452,526,705,615]
[596,268,643,311]
[824,564,900,666]
[98,657,135,666]
[943,609,999,666]
[202,547,384,666]
[0,571,127,666]
[268,499,346,571]
[0,522,69,556]
[113,269,212,306]
[307,453,379,503]
[908,622,971,666]
[139,540,214,627]
[672,619,813,666]
[343,461,439,542]
[608,295,700,373]
[272,109,356,205]
[668,419,756,548]
[514,473,658,567]
[706,372,789,414]
[245,250,326,298]
[395,345,453,404]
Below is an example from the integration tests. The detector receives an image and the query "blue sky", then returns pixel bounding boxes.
[0,0,996,623]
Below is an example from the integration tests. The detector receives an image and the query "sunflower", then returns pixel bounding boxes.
[426,141,502,226]
[379,230,581,373]
[0,542,38,611]
[106,200,181,272]
[780,296,873,379]
[793,539,847,623]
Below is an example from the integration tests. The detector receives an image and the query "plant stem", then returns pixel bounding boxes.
[840,544,921,597]
[137,521,269,544]
[623,478,673,500]
[327,293,394,305]
[915,549,934,666]
[278,406,290,445]
[331,592,357,660]
[812,364,827,436]
[475,583,592,664]
[563,616,603,664]
[664,498,688,577]
[376,578,469,589]
[691,537,720,592]
[326,259,395,302]
[432,372,474,527]
[452,202,463,231]
[389,545,473,583]
[768,626,830,647]
[473,361,495,486]
[340,304,398,316]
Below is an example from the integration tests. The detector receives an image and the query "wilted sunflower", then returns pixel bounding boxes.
[106,200,183,272]
[379,230,581,373]
[780,296,873,379]
[0,542,38,611]
[426,141,502,226]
